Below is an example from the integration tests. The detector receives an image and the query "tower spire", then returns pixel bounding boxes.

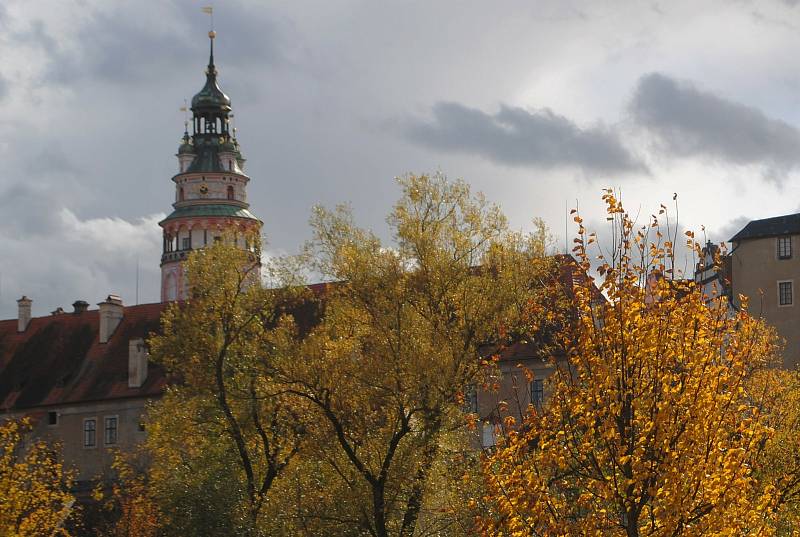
[207,30,217,76]
[159,16,262,303]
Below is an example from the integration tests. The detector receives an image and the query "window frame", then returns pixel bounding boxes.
[531,378,544,410]
[778,236,792,260]
[779,280,794,307]
[83,418,97,449]
[47,411,58,426]
[104,415,118,446]
[464,384,478,414]
[481,421,496,449]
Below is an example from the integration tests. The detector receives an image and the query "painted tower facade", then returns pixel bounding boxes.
[159,31,262,302]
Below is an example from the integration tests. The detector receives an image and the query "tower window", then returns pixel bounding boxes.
[227,185,234,200]
[778,236,792,259]
[179,187,185,202]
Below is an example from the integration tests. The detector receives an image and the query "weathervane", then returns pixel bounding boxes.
[202,6,214,32]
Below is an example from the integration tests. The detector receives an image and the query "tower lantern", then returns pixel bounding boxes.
[158,30,262,302]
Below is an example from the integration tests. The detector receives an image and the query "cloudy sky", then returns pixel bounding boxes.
[2,0,800,318]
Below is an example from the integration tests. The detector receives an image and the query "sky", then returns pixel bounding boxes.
[2,0,800,318]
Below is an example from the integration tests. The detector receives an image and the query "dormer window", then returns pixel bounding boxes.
[778,236,792,259]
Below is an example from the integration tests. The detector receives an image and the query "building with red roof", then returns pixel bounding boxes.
[0,297,166,482]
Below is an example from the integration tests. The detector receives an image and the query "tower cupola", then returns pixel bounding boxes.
[190,30,231,136]
[158,28,263,303]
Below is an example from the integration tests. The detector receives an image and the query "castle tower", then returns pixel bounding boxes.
[159,31,262,302]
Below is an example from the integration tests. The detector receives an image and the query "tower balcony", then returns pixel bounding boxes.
[161,250,189,265]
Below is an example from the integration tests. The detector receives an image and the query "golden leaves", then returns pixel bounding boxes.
[481,194,780,536]
[0,419,75,536]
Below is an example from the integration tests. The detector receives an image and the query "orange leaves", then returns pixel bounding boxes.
[480,194,779,536]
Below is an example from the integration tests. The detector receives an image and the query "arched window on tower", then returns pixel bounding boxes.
[179,187,185,202]
[227,185,234,200]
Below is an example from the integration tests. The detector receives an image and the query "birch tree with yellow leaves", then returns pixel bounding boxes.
[482,191,782,536]
[0,419,74,536]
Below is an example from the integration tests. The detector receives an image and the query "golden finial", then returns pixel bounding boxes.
[208,30,216,39]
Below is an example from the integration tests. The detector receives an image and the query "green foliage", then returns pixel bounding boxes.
[147,237,305,536]
[274,172,556,536]
[142,173,558,536]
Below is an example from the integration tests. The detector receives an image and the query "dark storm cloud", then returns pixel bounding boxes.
[630,73,800,179]
[404,102,647,174]
[24,146,80,176]
[16,1,290,87]
[39,15,193,85]
[0,184,66,236]
[713,215,752,243]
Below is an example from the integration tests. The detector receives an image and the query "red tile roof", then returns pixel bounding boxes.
[0,303,168,411]
[0,256,592,411]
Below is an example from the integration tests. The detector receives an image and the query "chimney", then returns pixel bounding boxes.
[72,300,89,314]
[128,338,148,388]
[17,296,32,332]
[51,307,65,316]
[98,295,123,344]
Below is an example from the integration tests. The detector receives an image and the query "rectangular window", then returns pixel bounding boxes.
[531,379,544,409]
[464,385,478,414]
[779,236,792,259]
[104,416,118,445]
[83,418,96,448]
[48,411,58,426]
[181,237,191,250]
[780,281,793,306]
[482,422,496,449]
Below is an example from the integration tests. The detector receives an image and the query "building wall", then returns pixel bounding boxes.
[19,398,151,482]
[471,356,557,449]
[731,235,800,368]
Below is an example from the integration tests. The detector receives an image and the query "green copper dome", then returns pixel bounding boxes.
[191,33,231,112]
[160,204,260,224]
[191,73,231,111]
[178,132,195,155]
[219,138,237,152]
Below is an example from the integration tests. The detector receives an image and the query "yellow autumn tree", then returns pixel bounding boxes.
[275,173,558,536]
[482,191,781,536]
[749,368,800,534]
[0,419,75,536]
[95,452,160,537]
[146,236,307,536]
